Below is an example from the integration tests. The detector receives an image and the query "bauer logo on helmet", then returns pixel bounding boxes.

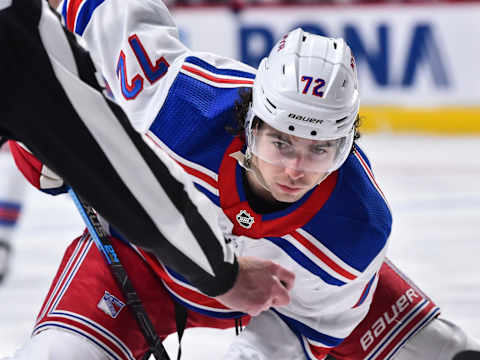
[288,113,323,125]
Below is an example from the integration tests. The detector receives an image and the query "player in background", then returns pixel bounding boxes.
[0,0,293,315]
[0,141,28,284]
[4,2,480,360]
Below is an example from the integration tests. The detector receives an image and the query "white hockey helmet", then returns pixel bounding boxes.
[246,28,360,173]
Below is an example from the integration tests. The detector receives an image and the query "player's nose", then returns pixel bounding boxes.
[284,166,305,181]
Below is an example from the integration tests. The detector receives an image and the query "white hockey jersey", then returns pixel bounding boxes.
[60,1,392,358]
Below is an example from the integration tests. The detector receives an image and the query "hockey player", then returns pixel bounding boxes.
[0,0,292,315]
[5,2,480,360]
[0,141,27,284]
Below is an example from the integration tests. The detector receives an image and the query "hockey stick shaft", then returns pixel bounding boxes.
[68,188,169,360]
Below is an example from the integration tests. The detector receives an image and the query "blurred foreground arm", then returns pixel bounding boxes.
[0,0,293,313]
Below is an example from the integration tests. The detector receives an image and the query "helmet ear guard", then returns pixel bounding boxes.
[246,28,360,174]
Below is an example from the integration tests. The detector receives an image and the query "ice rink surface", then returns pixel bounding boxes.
[1,134,479,359]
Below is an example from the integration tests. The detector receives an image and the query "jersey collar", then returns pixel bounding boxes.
[218,137,338,238]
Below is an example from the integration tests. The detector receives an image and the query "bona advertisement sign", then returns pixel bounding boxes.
[173,3,480,107]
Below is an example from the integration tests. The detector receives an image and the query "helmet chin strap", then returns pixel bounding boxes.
[229,150,273,194]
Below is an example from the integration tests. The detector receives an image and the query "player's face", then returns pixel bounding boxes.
[247,124,331,203]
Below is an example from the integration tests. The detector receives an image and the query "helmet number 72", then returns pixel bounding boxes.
[301,76,326,98]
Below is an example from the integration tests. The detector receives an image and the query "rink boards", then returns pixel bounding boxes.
[172,2,480,134]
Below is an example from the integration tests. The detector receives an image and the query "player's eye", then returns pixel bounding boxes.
[273,141,290,150]
[310,146,328,155]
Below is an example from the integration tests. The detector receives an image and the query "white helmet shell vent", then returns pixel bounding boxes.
[248,28,360,142]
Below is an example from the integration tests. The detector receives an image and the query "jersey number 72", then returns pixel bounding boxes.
[116,34,170,100]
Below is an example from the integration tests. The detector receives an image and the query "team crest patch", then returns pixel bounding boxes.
[97,291,126,319]
[236,210,255,229]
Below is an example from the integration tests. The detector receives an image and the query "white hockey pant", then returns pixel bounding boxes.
[5,329,108,360]
[6,315,480,360]
[223,311,480,360]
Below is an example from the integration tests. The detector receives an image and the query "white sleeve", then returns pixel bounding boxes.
[63,0,188,131]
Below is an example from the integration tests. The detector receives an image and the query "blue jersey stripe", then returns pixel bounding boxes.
[272,309,344,347]
[165,265,190,284]
[354,274,376,308]
[61,0,68,22]
[266,237,346,286]
[194,183,220,207]
[185,56,255,79]
[73,0,106,36]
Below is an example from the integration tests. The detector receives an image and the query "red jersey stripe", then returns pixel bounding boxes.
[306,340,332,360]
[66,0,84,33]
[290,231,357,281]
[173,160,218,190]
[354,150,387,201]
[181,65,254,85]
[145,133,218,190]
[139,249,230,311]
